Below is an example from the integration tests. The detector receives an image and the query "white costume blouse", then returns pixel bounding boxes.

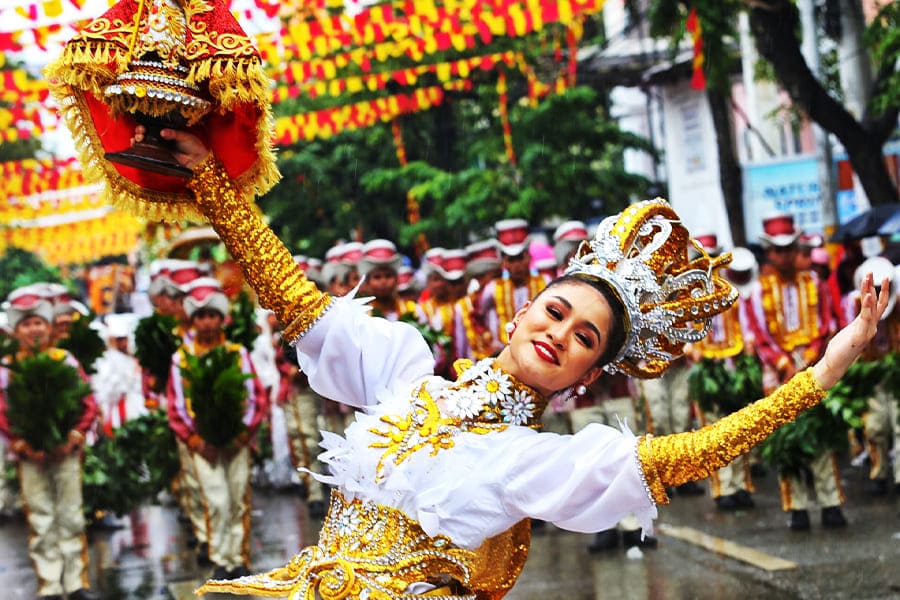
[296,294,658,550]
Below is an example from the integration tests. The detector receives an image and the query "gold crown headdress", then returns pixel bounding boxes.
[564,199,738,378]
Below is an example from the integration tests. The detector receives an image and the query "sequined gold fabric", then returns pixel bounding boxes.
[638,368,825,504]
[369,359,547,483]
[197,490,477,599]
[189,156,332,342]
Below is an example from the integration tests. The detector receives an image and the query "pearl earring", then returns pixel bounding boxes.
[505,322,515,335]
[576,384,587,396]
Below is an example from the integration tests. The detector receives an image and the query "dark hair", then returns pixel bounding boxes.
[538,274,627,368]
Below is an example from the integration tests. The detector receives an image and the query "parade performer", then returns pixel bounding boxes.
[479,219,547,355]
[0,287,98,600]
[166,277,267,579]
[358,240,416,322]
[135,126,886,599]
[687,242,760,510]
[453,240,502,361]
[851,258,900,495]
[745,214,843,530]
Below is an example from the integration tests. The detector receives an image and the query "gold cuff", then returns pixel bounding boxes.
[638,368,825,505]
[188,156,333,342]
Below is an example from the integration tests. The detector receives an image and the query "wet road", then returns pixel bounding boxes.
[0,459,898,599]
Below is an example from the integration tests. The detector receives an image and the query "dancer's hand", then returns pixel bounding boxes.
[812,272,889,389]
[132,126,210,170]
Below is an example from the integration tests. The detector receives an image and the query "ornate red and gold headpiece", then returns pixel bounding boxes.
[45,0,279,221]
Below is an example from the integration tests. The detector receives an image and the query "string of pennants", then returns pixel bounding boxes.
[0,0,620,264]
[0,157,142,264]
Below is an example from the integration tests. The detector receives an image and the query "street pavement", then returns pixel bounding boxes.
[0,457,897,599]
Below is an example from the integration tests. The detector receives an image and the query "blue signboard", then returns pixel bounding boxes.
[743,157,823,243]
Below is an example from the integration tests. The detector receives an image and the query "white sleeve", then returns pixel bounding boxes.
[499,424,656,533]
[409,423,658,548]
[295,296,435,410]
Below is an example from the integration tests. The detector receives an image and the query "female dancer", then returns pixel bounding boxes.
[134,126,887,600]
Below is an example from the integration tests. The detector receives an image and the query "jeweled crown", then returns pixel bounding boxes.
[564,199,738,378]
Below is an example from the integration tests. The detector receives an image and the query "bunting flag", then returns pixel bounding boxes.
[496,70,516,165]
[273,51,518,101]
[2,208,143,265]
[391,119,408,166]
[271,0,602,66]
[0,160,142,265]
[0,70,50,105]
[686,7,706,90]
[273,82,470,144]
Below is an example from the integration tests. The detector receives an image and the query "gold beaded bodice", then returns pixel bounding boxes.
[369,358,546,483]
[198,490,531,600]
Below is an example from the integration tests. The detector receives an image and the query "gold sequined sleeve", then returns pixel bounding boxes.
[637,368,825,505]
[188,155,332,343]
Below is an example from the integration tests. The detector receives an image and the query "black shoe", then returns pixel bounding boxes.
[587,529,619,552]
[866,478,888,496]
[715,494,741,511]
[622,529,657,549]
[197,541,212,567]
[211,565,230,580]
[68,590,99,600]
[821,506,848,529]
[789,509,810,531]
[37,595,62,600]
[733,489,755,508]
[228,565,252,578]
[676,481,705,496]
[717,490,754,511]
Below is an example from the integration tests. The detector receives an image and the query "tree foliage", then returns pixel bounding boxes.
[0,248,65,302]
[865,1,900,116]
[262,83,652,259]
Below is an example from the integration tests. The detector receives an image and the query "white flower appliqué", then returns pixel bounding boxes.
[499,389,536,425]
[474,365,513,406]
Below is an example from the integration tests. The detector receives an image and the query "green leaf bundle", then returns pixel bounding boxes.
[58,314,106,375]
[822,359,883,430]
[760,360,874,477]
[180,346,252,447]
[5,351,91,451]
[224,290,259,351]
[688,354,763,416]
[82,410,179,517]
[133,313,181,394]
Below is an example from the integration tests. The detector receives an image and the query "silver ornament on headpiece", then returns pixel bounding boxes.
[564,199,739,378]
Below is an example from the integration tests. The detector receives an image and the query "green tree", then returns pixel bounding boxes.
[647,0,748,245]
[645,0,899,208]
[0,247,65,302]
[263,84,652,258]
[259,19,652,259]
[748,0,899,206]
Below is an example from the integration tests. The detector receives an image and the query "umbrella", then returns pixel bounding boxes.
[877,210,900,236]
[829,203,900,243]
